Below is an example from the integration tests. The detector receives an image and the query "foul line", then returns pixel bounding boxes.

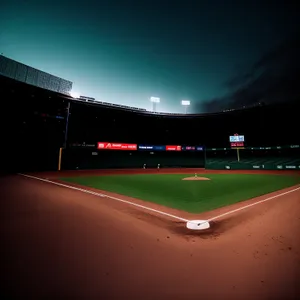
[17,173,300,227]
[207,186,300,223]
[18,173,189,223]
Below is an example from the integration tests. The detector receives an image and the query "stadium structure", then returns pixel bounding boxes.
[0,55,73,95]
[1,60,299,173]
[2,55,300,300]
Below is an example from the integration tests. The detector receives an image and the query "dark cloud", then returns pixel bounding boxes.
[200,33,300,113]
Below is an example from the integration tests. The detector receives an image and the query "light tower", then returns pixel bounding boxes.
[181,100,190,114]
[150,96,160,112]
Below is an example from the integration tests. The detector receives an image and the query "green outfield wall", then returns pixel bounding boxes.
[61,143,299,171]
[62,148,205,170]
[205,145,300,171]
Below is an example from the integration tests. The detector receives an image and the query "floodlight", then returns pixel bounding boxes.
[150,96,160,103]
[181,100,190,114]
[70,91,80,99]
[181,100,190,106]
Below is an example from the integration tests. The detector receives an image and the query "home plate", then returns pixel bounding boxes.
[186,220,210,230]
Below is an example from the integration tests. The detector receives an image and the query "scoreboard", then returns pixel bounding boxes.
[229,134,245,148]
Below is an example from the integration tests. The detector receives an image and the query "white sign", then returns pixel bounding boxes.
[229,135,245,142]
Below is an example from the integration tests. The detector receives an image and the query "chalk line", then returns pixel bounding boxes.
[18,173,300,227]
[18,173,188,223]
[207,186,300,223]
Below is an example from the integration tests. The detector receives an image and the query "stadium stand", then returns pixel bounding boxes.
[1,74,299,172]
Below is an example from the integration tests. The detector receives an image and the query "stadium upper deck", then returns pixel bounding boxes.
[1,74,299,172]
[2,74,299,148]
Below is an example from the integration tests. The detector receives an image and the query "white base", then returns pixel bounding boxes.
[186,220,210,230]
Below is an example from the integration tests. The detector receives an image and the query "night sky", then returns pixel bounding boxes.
[1,0,299,113]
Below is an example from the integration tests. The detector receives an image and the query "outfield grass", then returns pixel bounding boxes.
[60,174,300,213]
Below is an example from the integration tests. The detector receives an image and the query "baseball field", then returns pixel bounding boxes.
[3,168,300,299]
[60,172,300,213]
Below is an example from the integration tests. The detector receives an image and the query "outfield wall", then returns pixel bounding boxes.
[62,145,299,171]
[205,146,300,170]
[62,148,205,170]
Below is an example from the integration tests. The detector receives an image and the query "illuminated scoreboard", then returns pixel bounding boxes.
[229,134,245,148]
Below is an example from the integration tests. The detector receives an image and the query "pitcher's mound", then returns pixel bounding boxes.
[182,176,210,181]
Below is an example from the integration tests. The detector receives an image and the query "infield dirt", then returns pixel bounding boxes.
[1,169,300,299]
[182,176,210,180]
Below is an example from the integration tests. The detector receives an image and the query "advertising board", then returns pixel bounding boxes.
[138,145,165,151]
[97,142,137,150]
[166,145,182,151]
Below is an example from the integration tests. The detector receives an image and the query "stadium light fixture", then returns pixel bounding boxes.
[150,96,160,103]
[181,100,190,114]
[70,91,80,99]
[150,96,160,112]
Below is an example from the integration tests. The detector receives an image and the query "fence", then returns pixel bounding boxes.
[205,145,300,170]
[60,144,299,171]
[62,148,205,170]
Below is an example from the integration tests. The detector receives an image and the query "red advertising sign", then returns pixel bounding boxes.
[97,142,137,150]
[231,142,244,148]
[166,145,182,151]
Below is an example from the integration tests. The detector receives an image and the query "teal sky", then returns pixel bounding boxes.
[1,0,298,113]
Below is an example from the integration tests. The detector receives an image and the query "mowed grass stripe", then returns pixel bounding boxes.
[60,174,300,213]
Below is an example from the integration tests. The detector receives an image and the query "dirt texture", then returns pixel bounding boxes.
[1,168,300,300]
[182,176,210,180]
